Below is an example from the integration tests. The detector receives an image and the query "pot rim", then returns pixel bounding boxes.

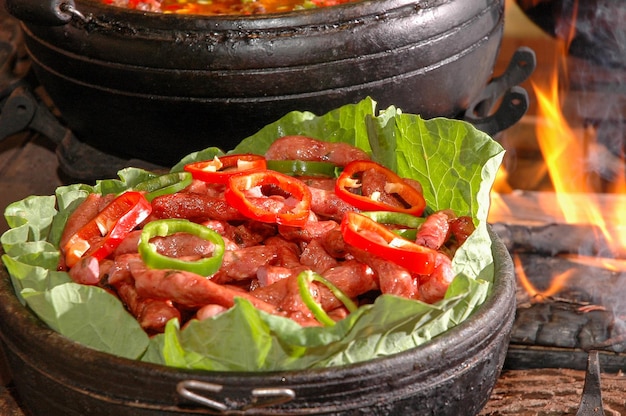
[0,228,515,381]
[68,0,493,32]
[78,0,434,23]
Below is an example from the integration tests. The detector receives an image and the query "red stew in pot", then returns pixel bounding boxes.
[103,0,358,15]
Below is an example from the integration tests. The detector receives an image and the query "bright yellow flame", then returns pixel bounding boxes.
[561,254,626,272]
[531,36,626,249]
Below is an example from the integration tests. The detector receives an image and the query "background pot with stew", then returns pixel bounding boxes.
[5,0,510,167]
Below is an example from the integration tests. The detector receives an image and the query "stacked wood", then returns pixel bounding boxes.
[490,190,626,373]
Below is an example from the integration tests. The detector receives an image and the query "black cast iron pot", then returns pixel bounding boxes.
[0,229,515,416]
[5,0,506,166]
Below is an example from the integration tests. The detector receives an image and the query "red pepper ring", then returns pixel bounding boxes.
[184,154,267,184]
[63,191,152,269]
[225,170,312,227]
[335,160,426,216]
[340,212,437,275]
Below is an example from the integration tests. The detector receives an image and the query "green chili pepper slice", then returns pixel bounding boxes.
[360,211,425,240]
[360,211,425,228]
[267,160,339,178]
[297,270,358,326]
[393,228,418,240]
[138,219,225,276]
[134,172,193,202]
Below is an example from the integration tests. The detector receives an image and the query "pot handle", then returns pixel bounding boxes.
[177,380,296,413]
[5,0,78,26]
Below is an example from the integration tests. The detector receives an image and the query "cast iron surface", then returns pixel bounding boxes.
[6,0,505,166]
[0,229,516,415]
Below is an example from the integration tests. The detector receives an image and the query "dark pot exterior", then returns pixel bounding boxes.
[7,0,504,166]
[0,230,515,416]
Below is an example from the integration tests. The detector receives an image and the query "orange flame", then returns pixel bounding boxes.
[514,255,573,300]
[491,0,626,299]
[561,254,626,272]
[532,47,626,249]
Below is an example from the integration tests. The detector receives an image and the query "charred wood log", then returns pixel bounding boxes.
[491,222,617,257]
[513,253,626,307]
[505,346,626,374]
[508,252,626,371]
[511,300,626,353]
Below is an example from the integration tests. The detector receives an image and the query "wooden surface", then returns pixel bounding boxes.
[481,367,626,415]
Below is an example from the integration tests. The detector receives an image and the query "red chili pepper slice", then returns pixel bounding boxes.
[340,212,436,275]
[225,171,312,227]
[63,192,152,268]
[184,154,267,184]
[335,160,426,216]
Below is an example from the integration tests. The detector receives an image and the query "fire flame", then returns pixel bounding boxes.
[491,0,626,299]
[531,44,626,249]
[515,254,575,300]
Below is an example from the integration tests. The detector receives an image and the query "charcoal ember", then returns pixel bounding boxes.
[491,222,615,257]
[510,304,548,345]
[512,302,613,350]
[534,305,585,348]
[580,310,625,352]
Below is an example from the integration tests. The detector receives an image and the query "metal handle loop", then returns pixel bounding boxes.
[177,380,228,412]
[176,380,296,413]
[248,387,296,409]
[5,0,86,26]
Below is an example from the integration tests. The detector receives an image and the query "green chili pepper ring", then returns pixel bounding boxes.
[360,211,425,228]
[297,270,358,326]
[361,211,425,240]
[134,172,193,202]
[139,219,225,276]
[267,160,339,178]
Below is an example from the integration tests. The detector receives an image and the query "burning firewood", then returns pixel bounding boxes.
[491,222,616,257]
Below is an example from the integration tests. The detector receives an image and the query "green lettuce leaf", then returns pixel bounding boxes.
[21,282,149,360]
[1,98,504,371]
[146,276,490,371]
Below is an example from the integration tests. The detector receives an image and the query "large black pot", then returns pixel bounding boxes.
[0,230,515,415]
[5,0,505,166]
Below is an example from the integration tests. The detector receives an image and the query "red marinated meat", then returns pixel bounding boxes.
[415,211,451,250]
[299,238,339,274]
[265,135,370,167]
[152,192,246,221]
[308,186,358,221]
[418,252,455,304]
[128,254,279,314]
[211,245,278,283]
